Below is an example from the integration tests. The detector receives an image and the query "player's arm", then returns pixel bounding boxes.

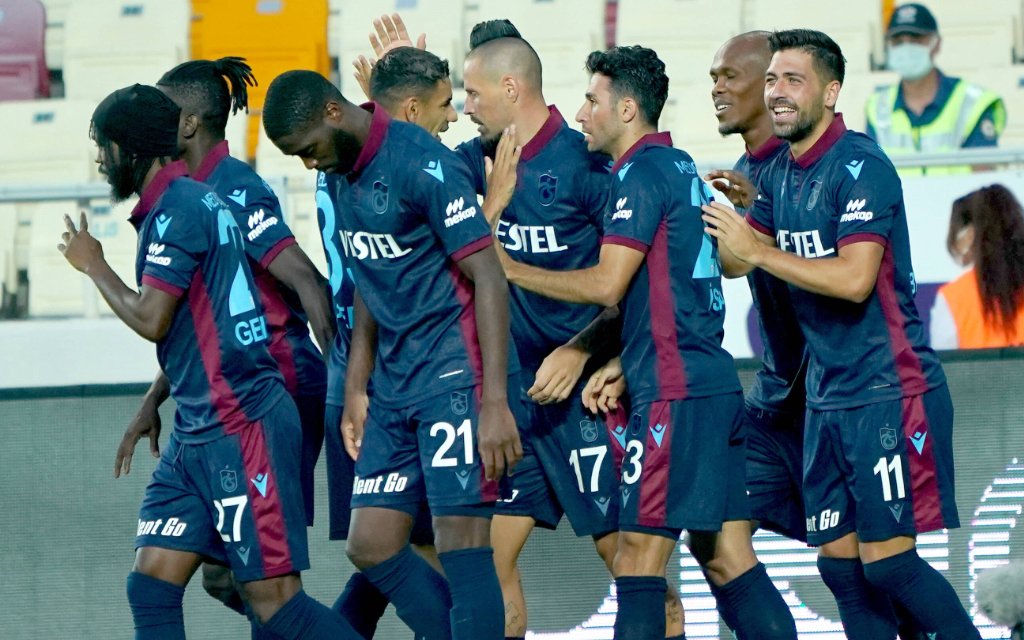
[266,244,336,355]
[115,370,170,478]
[528,306,621,405]
[500,242,645,307]
[702,203,883,302]
[58,213,177,341]
[342,289,377,460]
[454,245,523,479]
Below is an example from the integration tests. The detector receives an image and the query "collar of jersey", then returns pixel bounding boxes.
[611,131,674,175]
[792,113,847,169]
[519,105,564,162]
[746,135,785,162]
[351,102,391,175]
[192,140,230,182]
[130,160,190,220]
[893,69,957,126]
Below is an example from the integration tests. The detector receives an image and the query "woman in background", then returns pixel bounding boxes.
[931,184,1024,348]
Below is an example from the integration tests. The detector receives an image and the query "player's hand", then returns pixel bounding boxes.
[341,391,369,461]
[528,344,588,405]
[477,398,522,481]
[369,13,426,59]
[352,54,374,101]
[702,202,765,266]
[115,400,162,478]
[58,212,104,274]
[582,357,627,414]
[704,169,758,209]
[482,126,521,229]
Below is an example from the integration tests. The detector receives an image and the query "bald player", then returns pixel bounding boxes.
[457,32,685,640]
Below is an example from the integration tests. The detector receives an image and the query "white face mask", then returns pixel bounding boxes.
[887,41,935,80]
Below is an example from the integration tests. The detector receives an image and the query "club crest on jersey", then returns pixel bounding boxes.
[579,419,598,443]
[371,180,389,214]
[880,426,897,451]
[538,173,558,206]
[450,391,468,416]
[806,180,823,210]
[220,468,238,493]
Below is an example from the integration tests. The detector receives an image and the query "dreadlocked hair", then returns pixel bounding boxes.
[157,57,256,135]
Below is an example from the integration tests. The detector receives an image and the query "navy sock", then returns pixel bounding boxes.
[333,571,390,638]
[666,635,686,640]
[125,572,186,640]
[505,637,526,640]
[894,601,927,640]
[716,563,796,639]
[362,545,452,639]
[863,549,981,640]
[439,546,504,640]
[261,589,361,640]
[707,578,738,631]
[614,576,667,640]
[817,556,898,639]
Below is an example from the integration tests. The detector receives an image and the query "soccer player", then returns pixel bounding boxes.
[497,45,795,640]
[702,29,980,639]
[58,83,359,639]
[111,57,337,629]
[457,31,684,640]
[262,70,522,640]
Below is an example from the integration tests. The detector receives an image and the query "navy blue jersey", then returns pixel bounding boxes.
[747,114,946,410]
[130,161,286,443]
[601,133,741,404]
[316,170,357,407]
[193,141,326,398]
[734,137,808,413]
[455,107,611,375]
[336,105,518,408]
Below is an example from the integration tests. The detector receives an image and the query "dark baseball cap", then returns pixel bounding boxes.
[887,3,939,36]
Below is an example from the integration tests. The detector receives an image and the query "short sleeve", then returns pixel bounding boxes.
[834,154,902,248]
[746,166,776,235]
[414,151,493,261]
[601,163,665,254]
[231,183,296,268]
[140,205,205,297]
[454,140,487,195]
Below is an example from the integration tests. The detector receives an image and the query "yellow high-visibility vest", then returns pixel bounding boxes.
[865,79,1006,177]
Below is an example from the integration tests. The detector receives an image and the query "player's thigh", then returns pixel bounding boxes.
[619,393,747,533]
[744,402,808,542]
[802,408,856,547]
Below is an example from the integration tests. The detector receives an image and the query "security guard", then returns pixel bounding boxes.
[865,3,1006,175]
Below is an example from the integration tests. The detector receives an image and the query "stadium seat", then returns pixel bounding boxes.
[962,66,1024,149]
[337,0,465,95]
[0,203,17,311]
[191,0,330,161]
[62,0,189,102]
[255,123,312,187]
[928,1,1022,72]
[38,0,72,71]
[0,0,50,100]
[471,0,606,89]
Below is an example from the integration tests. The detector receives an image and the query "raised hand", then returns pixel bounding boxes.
[57,212,104,274]
[703,169,758,209]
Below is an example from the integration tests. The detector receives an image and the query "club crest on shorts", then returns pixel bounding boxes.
[538,173,558,206]
[579,419,599,443]
[450,391,469,416]
[879,426,898,451]
[220,468,238,493]
[371,180,389,214]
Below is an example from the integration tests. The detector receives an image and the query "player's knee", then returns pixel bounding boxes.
[612,532,667,577]
[346,531,402,570]
[201,564,237,605]
[241,574,302,623]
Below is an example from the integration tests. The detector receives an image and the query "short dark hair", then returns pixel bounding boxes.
[370,47,450,111]
[769,29,846,85]
[470,19,522,49]
[263,70,343,142]
[585,45,669,126]
[157,57,256,135]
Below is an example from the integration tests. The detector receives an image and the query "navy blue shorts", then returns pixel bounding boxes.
[351,384,520,517]
[325,403,434,544]
[619,393,749,537]
[497,387,624,537]
[136,399,310,582]
[802,384,960,546]
[295,394,325,527]
[744,402,807,542]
